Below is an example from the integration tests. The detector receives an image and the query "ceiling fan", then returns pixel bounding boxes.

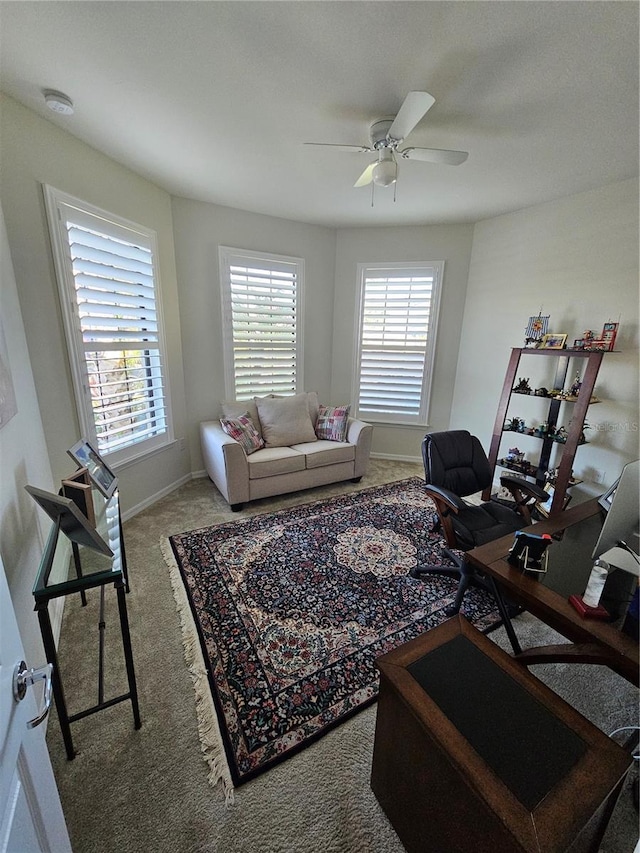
[305,91,468,190]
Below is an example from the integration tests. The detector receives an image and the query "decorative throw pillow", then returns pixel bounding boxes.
[269,391,319,426]
[315,405,351,442]
[254,393,317,447]
[306,391,320,426]
[219,413,265,455]
[221,399,262,438]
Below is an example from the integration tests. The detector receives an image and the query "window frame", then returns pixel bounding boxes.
[44,185,173,467]
[352,260,444,426]
[218,246,305,401]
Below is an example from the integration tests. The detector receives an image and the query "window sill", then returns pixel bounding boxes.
[360,420,430,430]
[109,438,177,473]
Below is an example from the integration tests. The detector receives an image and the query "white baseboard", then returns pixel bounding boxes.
[120,472,194,522]
[370,452,422,464]
[122,460,421,521]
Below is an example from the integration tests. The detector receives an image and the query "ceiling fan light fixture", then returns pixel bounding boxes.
[372,158,397,187]
[44,89,74,116]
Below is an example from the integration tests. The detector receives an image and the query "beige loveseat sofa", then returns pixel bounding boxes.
[200,392,373,510]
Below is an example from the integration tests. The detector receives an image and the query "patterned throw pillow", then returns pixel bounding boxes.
[315,405,351,442]
[220,413,265,455]
[221,399,262,439]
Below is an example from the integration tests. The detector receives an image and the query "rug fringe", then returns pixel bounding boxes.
[160,536,235,806]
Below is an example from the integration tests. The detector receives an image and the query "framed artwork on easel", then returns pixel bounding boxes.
[25,485,112,556]
[67,439,118,499]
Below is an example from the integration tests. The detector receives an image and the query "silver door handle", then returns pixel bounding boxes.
[12,661,54,728]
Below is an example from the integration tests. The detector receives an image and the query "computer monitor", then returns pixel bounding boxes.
[592,459,640,576]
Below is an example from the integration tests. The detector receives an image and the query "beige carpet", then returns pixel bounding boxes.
[47,460,639,853]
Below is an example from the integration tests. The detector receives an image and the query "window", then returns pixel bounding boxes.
[44,186,171,465]
[353,262,443,425]
[219,247,304,399]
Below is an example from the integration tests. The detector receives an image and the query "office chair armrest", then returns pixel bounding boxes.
[499,475,547,502]
[424,484,467,514]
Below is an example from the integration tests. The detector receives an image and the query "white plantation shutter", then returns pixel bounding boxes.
[45,187,170,463]
[220,247,303,399]
[354,262,443,424]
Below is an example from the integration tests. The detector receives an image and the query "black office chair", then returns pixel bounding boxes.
[411,430,547,615]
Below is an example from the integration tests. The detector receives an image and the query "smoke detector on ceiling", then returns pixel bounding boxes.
[43,90,74,116]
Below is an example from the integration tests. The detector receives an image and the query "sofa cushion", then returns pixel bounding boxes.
[291,440,355,469]
[271,391,319,425]
[247,446,306,479]
[219,413,264,455]
[254,393,317,447]
[315,404,351,442]
[221,399,262,437]
[306,391,320,426]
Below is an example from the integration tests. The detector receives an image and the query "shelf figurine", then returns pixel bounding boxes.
[506,447,525,463]
[513,377,532,394]
[569,372,582,397]
[524,313,550,347]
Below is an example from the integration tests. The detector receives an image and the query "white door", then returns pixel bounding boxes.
[0,554,71,853]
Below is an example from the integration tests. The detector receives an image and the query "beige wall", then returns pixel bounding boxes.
[2,92,637,516]
[451,178,639,494]
[0,202,54,666]
[171,196,337,472]
[332,224,475,459]
[0,95,190,516]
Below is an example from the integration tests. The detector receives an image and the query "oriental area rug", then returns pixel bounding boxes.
[162,478,500,793]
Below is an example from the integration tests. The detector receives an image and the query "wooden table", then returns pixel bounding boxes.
[467,498,639,686]
[371,616,632,853]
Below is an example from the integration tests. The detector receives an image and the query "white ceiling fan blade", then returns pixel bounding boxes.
[304,142,372,153]
[387,91,435,142]
[354,162,376,188]
[400,147,469,165]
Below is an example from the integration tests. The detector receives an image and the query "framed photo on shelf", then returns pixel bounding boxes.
[600,322,618,352]
[25,485,113,556]
[67,439,117,499]
[541,333,567,350]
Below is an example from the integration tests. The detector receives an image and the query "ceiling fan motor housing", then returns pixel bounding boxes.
[370,118,398,148]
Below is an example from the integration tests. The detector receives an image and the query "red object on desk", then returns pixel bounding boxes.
[568,594,609,620]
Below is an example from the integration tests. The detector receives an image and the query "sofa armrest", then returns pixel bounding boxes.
[347,417,373,478]
[200,421,250,505]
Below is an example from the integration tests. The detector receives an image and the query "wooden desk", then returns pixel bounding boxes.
[371,616,632,853]
[467,498,639,686]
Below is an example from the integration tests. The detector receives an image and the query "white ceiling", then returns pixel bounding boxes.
[0,1,638,228]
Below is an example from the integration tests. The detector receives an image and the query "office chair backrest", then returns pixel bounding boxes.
[422,430,493,498]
